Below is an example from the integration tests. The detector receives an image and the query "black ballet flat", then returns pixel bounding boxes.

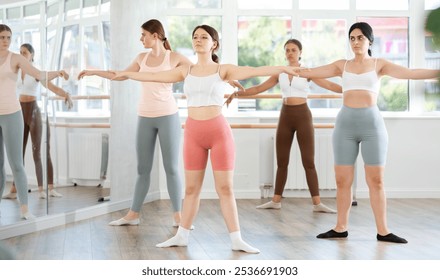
[317,229,348,239]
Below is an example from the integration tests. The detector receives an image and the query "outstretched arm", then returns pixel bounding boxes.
[296,60,344,80]
[112,65,187,83]
[222,65,298,81]
[14,54,68,81]
[379,59,440,80]
[42,81,73,110]
[78,53,142,80]
[311,78,342,93]
[224,75,279,107]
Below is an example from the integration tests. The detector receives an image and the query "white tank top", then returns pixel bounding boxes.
[279,73,309,98]
[0,52,20,115]
[17,71,41,98]
[183,65,229,107]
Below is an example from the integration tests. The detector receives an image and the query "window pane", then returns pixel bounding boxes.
[7,7,21,25]
[47,3,59,26]
[83,0,99,18]
[356,0,408,10]
[358,17,409,111]
[425,0,440,9]
[102,22,111,69]
[167,0,221,9]
[299,0,348,10]
[22,29,41,66]
[65,0,80,20]
[424,8,440,111]
[238,0,291,9]
[24,3,40,25]
[238,16,290,111]
[167,16,221,99]
[301,19,346,109]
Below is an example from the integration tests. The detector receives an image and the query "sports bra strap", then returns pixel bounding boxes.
[343,60,349,72]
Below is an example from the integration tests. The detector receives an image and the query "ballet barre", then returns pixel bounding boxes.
[174,93,343,99]
[48,95,111,100]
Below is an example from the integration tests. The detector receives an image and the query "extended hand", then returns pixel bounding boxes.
[59,70,69,80]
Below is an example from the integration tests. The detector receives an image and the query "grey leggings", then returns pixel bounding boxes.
[131,113,182,212]
[333,105,388,166]
[0,110,28,205]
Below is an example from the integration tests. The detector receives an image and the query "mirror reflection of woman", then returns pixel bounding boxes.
[0,24,68,219]
[2,43,72,200]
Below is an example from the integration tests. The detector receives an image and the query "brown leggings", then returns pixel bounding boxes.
[274,103,319,197]
[21,101,54,186]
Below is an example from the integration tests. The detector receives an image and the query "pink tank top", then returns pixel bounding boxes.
[138,50,178,117]
[0,52,20,115]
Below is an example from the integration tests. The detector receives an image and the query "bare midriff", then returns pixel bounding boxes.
[283,97,307,106]
[188,105,222,120]
[343,90,376,108]
[19,95,37,103]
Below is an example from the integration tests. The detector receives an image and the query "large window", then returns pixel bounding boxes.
[165,0,439,113]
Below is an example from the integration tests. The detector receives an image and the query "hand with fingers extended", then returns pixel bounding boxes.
[64,93,74,110]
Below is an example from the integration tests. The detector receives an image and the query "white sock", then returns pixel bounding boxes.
[256,200,281,209]
[230,231,260,254]
[313,203,337,213]
[156,226,190,248]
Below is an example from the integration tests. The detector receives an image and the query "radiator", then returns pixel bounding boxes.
[273,130,336,190]
[68,132,108,186]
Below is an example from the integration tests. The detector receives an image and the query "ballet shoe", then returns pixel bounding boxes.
[21,212,35,220]
[377,233,408,244]
[108,217,140,226]
[49,189,63,197]
[317,229,348,239]
[2,192,17,199]
[313,203,337,213]
[256,201,281,209]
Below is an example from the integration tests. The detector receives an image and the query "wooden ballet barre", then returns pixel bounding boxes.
[181,123,334,129]
[49,123,110,128]
[174,93,342,99]
[48,95,110,100]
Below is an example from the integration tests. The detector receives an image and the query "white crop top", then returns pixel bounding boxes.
[183,65,230,107]
[279,73,309,98]
[342,59,380,94]
[17,71,40,98]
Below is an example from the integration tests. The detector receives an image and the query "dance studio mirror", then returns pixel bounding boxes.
[0,0,112,229]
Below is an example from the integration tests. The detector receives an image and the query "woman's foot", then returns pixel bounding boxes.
[108,217,140,226]
[317,229,348,239]
[21,211,35,220]
[156,227,190,248]
[377,233,408,244]
[230,231,260,254]
[49,189,63,197]
[2,192,17,199]
[172,221,195,230]
[39,191,47,199]
[256,200,281,209]
[313,203,336,213]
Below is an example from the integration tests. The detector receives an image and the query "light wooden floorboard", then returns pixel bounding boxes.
[1,197,440,260]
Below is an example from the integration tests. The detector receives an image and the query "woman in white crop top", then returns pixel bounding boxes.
[227,39,341,213]
[3,43,72,200]
[0,24,69,220]
[294,22,439,244]
[79,19,192,228]
[114,24,299,254]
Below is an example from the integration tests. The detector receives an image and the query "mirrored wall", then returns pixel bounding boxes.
[0,0,111,228]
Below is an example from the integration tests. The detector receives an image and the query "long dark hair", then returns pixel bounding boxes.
[284,39,302,60]
[192,24,220,63]
[0,24,12,33]
[21,43,35,62]
[349,22,374,56]
[141,19,171,50]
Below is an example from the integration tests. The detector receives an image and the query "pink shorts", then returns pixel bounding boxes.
[183,114,235,171]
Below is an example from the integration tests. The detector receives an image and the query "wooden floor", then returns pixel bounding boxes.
[1,197,439,260]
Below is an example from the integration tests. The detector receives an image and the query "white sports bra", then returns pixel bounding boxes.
[183,65,229,107]
[342,59,380,94]
[17,71,40,98]
[279,73,309,98]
